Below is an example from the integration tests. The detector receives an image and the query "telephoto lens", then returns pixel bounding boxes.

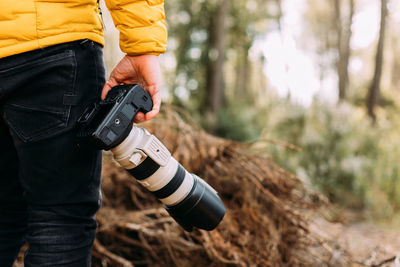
[77,84,226,232]
[111,126,226,231]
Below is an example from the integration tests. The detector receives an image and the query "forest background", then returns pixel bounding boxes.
[101,0,400,224]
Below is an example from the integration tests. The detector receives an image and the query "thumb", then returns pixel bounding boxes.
[101,76,118,100]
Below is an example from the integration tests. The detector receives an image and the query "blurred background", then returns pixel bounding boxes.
[101,0,400,224]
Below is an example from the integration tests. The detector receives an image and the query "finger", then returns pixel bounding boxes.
[133,95,160,123]
[143,109,159,121]
[143,84,161,114]
[144,96,160,121]
[133,111,145,123]
[101,77,118,100]
[133,102,160,123]
[143,89,160,122]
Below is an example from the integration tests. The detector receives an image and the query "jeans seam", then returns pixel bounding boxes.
[64,50,77,127]
[87,41,100,95]
[88,150,101,196]
[0,50,74,76]
[5,103,67,115]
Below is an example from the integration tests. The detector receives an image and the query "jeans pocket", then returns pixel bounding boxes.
[3,49,77,143]
[4,104,69,142]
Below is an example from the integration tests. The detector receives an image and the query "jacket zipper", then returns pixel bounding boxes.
[97,0,106,30]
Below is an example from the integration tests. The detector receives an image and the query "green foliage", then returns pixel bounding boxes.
[160,0,400,220]
[164,0,272,111]
[214,105,264,141]
[262,99,400,217]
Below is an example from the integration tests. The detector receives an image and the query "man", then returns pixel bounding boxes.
[0,0,167,266]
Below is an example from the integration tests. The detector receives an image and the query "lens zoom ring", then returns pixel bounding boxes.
[152,164,186,199]
[127,157,160,180]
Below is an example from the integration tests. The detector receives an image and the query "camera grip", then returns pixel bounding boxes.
[108,84,153,115]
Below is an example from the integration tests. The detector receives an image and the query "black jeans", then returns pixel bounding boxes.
[0,40,105,266]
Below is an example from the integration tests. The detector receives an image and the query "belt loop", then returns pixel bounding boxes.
[79,39,93,48]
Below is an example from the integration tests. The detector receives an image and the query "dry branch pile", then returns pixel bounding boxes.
[93,106,348,267]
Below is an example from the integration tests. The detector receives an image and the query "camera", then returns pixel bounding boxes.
[77,84,226,232]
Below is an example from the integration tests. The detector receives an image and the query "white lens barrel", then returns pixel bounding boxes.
[137,157,179,191]
[159,170,194,206]
[111,126,195,206]
[111,127,146,169]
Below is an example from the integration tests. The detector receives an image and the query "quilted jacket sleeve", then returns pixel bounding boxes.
[104,0,167,56]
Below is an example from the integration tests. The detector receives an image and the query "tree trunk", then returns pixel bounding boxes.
[206,0,231,116]
[367,0,388,121]
[234,46,250,102]
[335,0,355,101]
[390,35,400,89]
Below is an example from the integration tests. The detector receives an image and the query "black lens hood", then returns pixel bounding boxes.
[165,175,226,232]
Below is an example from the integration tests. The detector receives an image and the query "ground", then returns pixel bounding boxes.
[13,217,400,266]
[311,216,400,267]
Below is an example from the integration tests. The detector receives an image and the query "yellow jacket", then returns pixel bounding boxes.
[0,0,167,58]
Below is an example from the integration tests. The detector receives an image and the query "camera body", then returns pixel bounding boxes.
[77,84,153,149]
[77,84,226,232]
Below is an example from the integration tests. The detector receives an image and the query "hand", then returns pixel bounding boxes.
[101,55,162,123]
